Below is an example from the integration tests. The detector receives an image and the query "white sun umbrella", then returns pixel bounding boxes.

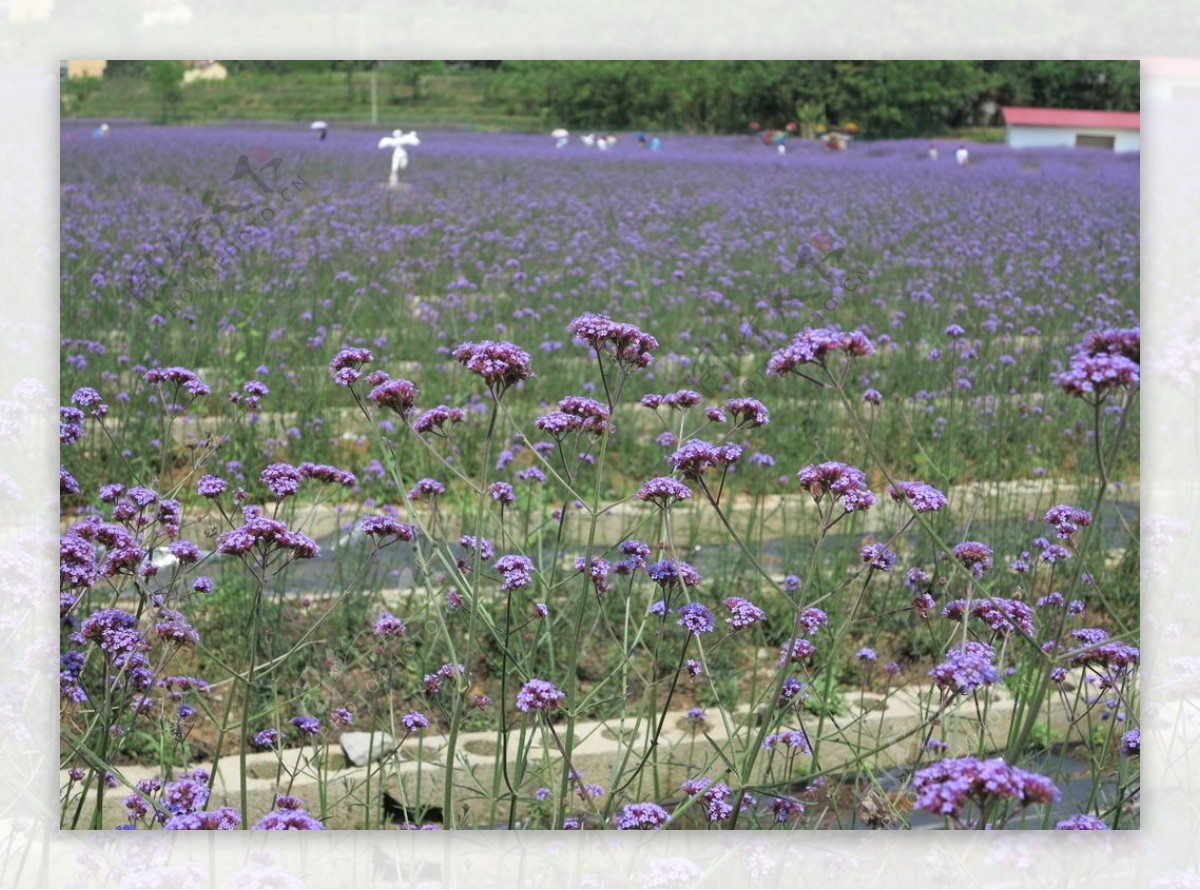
[310,121,329,131]
[551,128,568,138]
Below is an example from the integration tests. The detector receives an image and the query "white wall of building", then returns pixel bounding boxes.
[1006,125,1140,153]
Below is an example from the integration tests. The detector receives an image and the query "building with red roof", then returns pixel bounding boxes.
[1001,106,1140,153]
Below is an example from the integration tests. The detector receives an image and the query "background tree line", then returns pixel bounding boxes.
[97,60,1138,137]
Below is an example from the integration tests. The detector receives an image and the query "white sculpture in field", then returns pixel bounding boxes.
[378,129,421,186]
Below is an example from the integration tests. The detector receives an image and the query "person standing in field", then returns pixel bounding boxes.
[928,143,938,161]
[955,145,969,166]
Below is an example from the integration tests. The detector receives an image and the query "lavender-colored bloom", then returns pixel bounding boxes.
[196,474,226,498]
[646,559,701,588]
[860,543,895,572]
[574,555,611,594]
[764,729,812,754]
[913,756,1059,818]
[252,798,327,830]
[616,801,670,830]
[779,637,817,664]
[797,461,875,512]
[407,477,446,500]
[1044,504,1093,538]
[681,776,711,796]
[458,535,495,561]
[516,678,565,712]
[143,366,211,398]
[300,462,357,487]
[636,476,692,507]
[251,727,279,751]
[374,611,407,637]
[862,388,883,405]
[496,553,535,591]
[289,715,321,739]
[886,480,948,513]
[369,378,420,418]
[796,607,829,636]
[413,404,467,434]
[488,481,516,504]
[329,347,374,385]
[260,462,304,498]
[1121,728,1140,757]
[360,515,416,541]
[856,647,878,662]
[215,516,319,559]
[942,597,1034,636]
[162,770,211,816]
[929,641,1001,694]
[950,541,993,578]
[667,439,742,481]
[165,807,242,830]
[778,677,805,706]
[767,327,875,376]
[782,574,802,592]
[401,711,430,732]
[1055,352,1139,398]
[1056,814,1110,830]
[676,602,715,634]
[723,596,766,629]
[568,313,659,371]
[724,397,770,427]
[452,340,534,395]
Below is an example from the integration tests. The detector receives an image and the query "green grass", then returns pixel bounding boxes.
[62,70,545,131]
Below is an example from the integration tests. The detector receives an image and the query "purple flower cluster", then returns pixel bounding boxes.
[359,515,416,541]
[452,340,534,396]
[496,554,535,591]
[368,377,420,418]
[568,313,659,371]
[928,641,1001,694]
[767,327,875,376]
[407,477,446,500]
[950,541,994,578]
[536,395,613,438]
[724,397,770,427]
[886,480,948,513]
[260,462,304,498]
[615,801,670,830]
[1055,813,1110,830]
[215,516,319,559]
[299,462,357,488]
[251,795,327,830]
[329,347,374,386]
[941,597,1035,636]
[913,756,1060,818]
[860,543,896,572]
[412,404,467,434]
[723,596,766,629]
[143,365,211,398]
[1055,327,1140,400]
[667,439,742,481]
[636,476,692,507]
[796,461,875,512]
[676,602,715,634]
[764,729,812,754]
[374,611,407,637]
[1044,504,1093,538]
[516,678,565,713]
[574,556,612,594]
[646,559,702,588]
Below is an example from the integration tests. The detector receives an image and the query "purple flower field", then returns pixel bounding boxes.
[60,125,1139,830]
